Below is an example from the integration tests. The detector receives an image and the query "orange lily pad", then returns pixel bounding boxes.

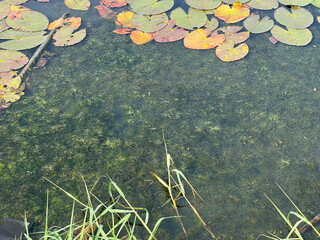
[95,4,116,19]
[184,29,225,49]
[130,30,153,45]
[7,5,30,20]
[213,2,249,23]
[117,11,134,28]
[48,17,81,30]
[215,40,249,62]
[113,28,132,34]
[101,0,127,7]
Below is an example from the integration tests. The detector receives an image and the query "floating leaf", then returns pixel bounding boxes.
[243,15,274,33]
[186,0,222,10]
[0,74,24,109]
[131,13,168,33]
[213,2,250,23]
[277,0,312,6]
[214,26,249,44]
[0,50,28,72]
[184,29,225,49]
[130,30,153,45]
[95,5,116,19]
[53,27,86,46]
[48,17,81,30]
[274,7,313,29]
[0,29,46,50]
[204,17,219,30]
[101,0,127,7]
[113,28,132,34]
[170,7,207,30]
[152,20,189,42]
[0,3,10,21]
[7,5,30,20]
[215,40,249,62]
[65,0,90,10]
[117,11,134,28]
[0,19,10,33]
[6,10,49,31]
[222,0,249,3]
[246,0,278,10]
[271,25,312,46]
[129,0,174,15]
[313,0,320,7]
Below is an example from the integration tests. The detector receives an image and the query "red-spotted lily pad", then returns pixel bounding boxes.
[117,11,134,28]
[101,0,127,7]
[271,25,312,46]
[6,10,49,31]
[0,29,46,50]
[131,13,168,33]
[246,0,278,10]
[53,26,87,46]
[129,0,174,15]
[243,15,274,34]
[214,2,250,23]
[170,7,207,30]
[186,0,222,10]
[130,30,153,45]
[152,20,188,42]
[274,7,313,29]
[278,0,312,6]
[184,29,225,49]
[0,50,28,72]
[65,0,90,10]
[216,40,249,62]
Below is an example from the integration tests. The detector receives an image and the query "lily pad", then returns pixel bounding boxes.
[129,0,174,15]
[184,29,225,49]
[274,7,313,29]
[95,4,116,19]
[215,40,249,62]
[117,11,134,28]
[170,7,207,30]
[152,20,188,42]
[222,0,250,3]
[243,15,274,33]
[130,30,153,45]
[48,17,81,30]
[213,2,250,23]
[277,0,312,6]
[101,0,127,7]
[313,0,320,7]
[204,17,219,30]
[0,50,28,72]
[113,28,132,34]
[0,19,10,33]
[270,25,312,46]
[186,0,222,10]
[214,26,249,44]
[6,10,49,31]
[131,13,168,33]
[0,3,10,21]
[246,0,279,10]
[53,27,86,46]
[0,29,46,50]
[65,0,90,10]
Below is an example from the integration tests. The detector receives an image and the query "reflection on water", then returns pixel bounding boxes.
[0,2,320,239]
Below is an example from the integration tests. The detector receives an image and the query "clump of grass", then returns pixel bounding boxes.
[258,183,320,240]
[149,131,216,239]
[24,176,172,240]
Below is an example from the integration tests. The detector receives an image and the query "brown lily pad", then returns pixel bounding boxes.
[0,50,28,72]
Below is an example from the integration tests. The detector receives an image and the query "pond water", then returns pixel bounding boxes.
[1,1,320,240]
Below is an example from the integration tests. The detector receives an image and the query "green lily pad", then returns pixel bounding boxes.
[277,0,312,6]
[0,29,46,50]
[205,17,219,30]
[131,13,168,33]
[170,7,207,30]
[0,50,28,72]
[243,15,274,33]
[274,7,313,29]
[0,3,10,21]
[129,0,174,15]
[312,0,320,7]
[222,0,250,4]
[65,0,90,10]
[246,0,278,10]
[53,27,86,46]
[271,25,312,46]
[186,0,222,10]
[6,10,49,31]
[0,19,9,33]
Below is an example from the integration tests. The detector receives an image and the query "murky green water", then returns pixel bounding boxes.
[1,1,320,239]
